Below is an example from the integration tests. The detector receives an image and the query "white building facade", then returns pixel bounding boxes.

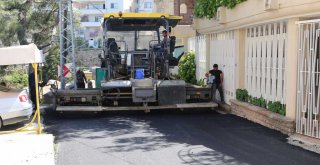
[130,0,154,13]
[106,0,124,13]
[74,0,124,48]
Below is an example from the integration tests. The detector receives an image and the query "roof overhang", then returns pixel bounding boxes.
[0,44,44,65]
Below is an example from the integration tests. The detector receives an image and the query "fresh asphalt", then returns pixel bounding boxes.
[43,109,320,165]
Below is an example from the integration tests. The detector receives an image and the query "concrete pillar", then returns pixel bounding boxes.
[235,29,246,89]
[182,37,188,51]
[285,18,300,120]
[205,34,211,72]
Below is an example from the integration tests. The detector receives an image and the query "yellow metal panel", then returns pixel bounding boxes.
[84,72,93,80]
[103,12,182,20]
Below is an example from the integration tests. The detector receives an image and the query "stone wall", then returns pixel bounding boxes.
[76,49,102,68]
[230,99,295,135]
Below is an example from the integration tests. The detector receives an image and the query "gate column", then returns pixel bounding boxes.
[235,29,246,89]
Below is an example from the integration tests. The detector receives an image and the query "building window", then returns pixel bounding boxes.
[111,3,118,9]
[95,16,102,22]
[180,3,187,14]
[144,2,152,9]
[79,29,85,35]
[81,16,89,22]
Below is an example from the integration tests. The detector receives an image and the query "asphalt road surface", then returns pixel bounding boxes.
[44,109,320,165]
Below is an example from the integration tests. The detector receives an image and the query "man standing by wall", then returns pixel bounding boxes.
[209,64,224,103]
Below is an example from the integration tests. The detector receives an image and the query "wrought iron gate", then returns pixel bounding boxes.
[296,20,320,139]
[195,35,207,80]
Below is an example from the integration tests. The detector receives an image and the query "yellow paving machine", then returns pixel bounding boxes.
[53,12,217,112]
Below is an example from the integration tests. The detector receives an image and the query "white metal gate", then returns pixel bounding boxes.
[210,31,236,104]
[188,37,196,52]
[296,20,320,139]
[196,35,207,80]
[245,22,288,104]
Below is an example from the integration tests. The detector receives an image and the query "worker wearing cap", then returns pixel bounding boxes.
[160,30,170,49]
[207,64,225,103]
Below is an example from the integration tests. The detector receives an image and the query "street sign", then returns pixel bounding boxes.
[58,63,72,77]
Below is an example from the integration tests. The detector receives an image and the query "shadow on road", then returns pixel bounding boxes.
[0,122,26,131]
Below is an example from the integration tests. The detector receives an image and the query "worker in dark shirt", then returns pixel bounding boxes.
[76,68,87,89]
[208,64,225,103]
[28,66,46,110]
[160,30,170,49]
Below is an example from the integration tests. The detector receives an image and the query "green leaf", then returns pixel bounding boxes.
[194,0,247,19]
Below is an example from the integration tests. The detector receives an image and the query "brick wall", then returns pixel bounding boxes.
[174,0,195,25]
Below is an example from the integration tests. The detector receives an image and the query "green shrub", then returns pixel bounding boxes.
[236,89,249,102]
[268,101,286,116]
[251,96,267,108]
[196,79,206,87]
[79,66,89,71]
[178,51,197,84]
[3,69,28,89]
[236,88,286,116]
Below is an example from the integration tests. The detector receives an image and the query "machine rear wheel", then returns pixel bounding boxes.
[0,116,3,129]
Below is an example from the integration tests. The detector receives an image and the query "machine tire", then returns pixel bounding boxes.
[0,116,3,129]
[52,97,57,112]
[45,93,57,115]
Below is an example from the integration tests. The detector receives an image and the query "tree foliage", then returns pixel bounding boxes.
[0,0,59,80]
[195,0,247,19]
[43,44,60,80]
[0,0,59,47]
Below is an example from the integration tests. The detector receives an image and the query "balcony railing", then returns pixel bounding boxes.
[78,9,105,15]
[80,22,102,27]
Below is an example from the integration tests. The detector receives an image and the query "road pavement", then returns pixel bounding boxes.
[44,109,320,165]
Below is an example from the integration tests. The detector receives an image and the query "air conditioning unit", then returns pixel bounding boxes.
[216,7,226,24]
[265,0,278,11]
